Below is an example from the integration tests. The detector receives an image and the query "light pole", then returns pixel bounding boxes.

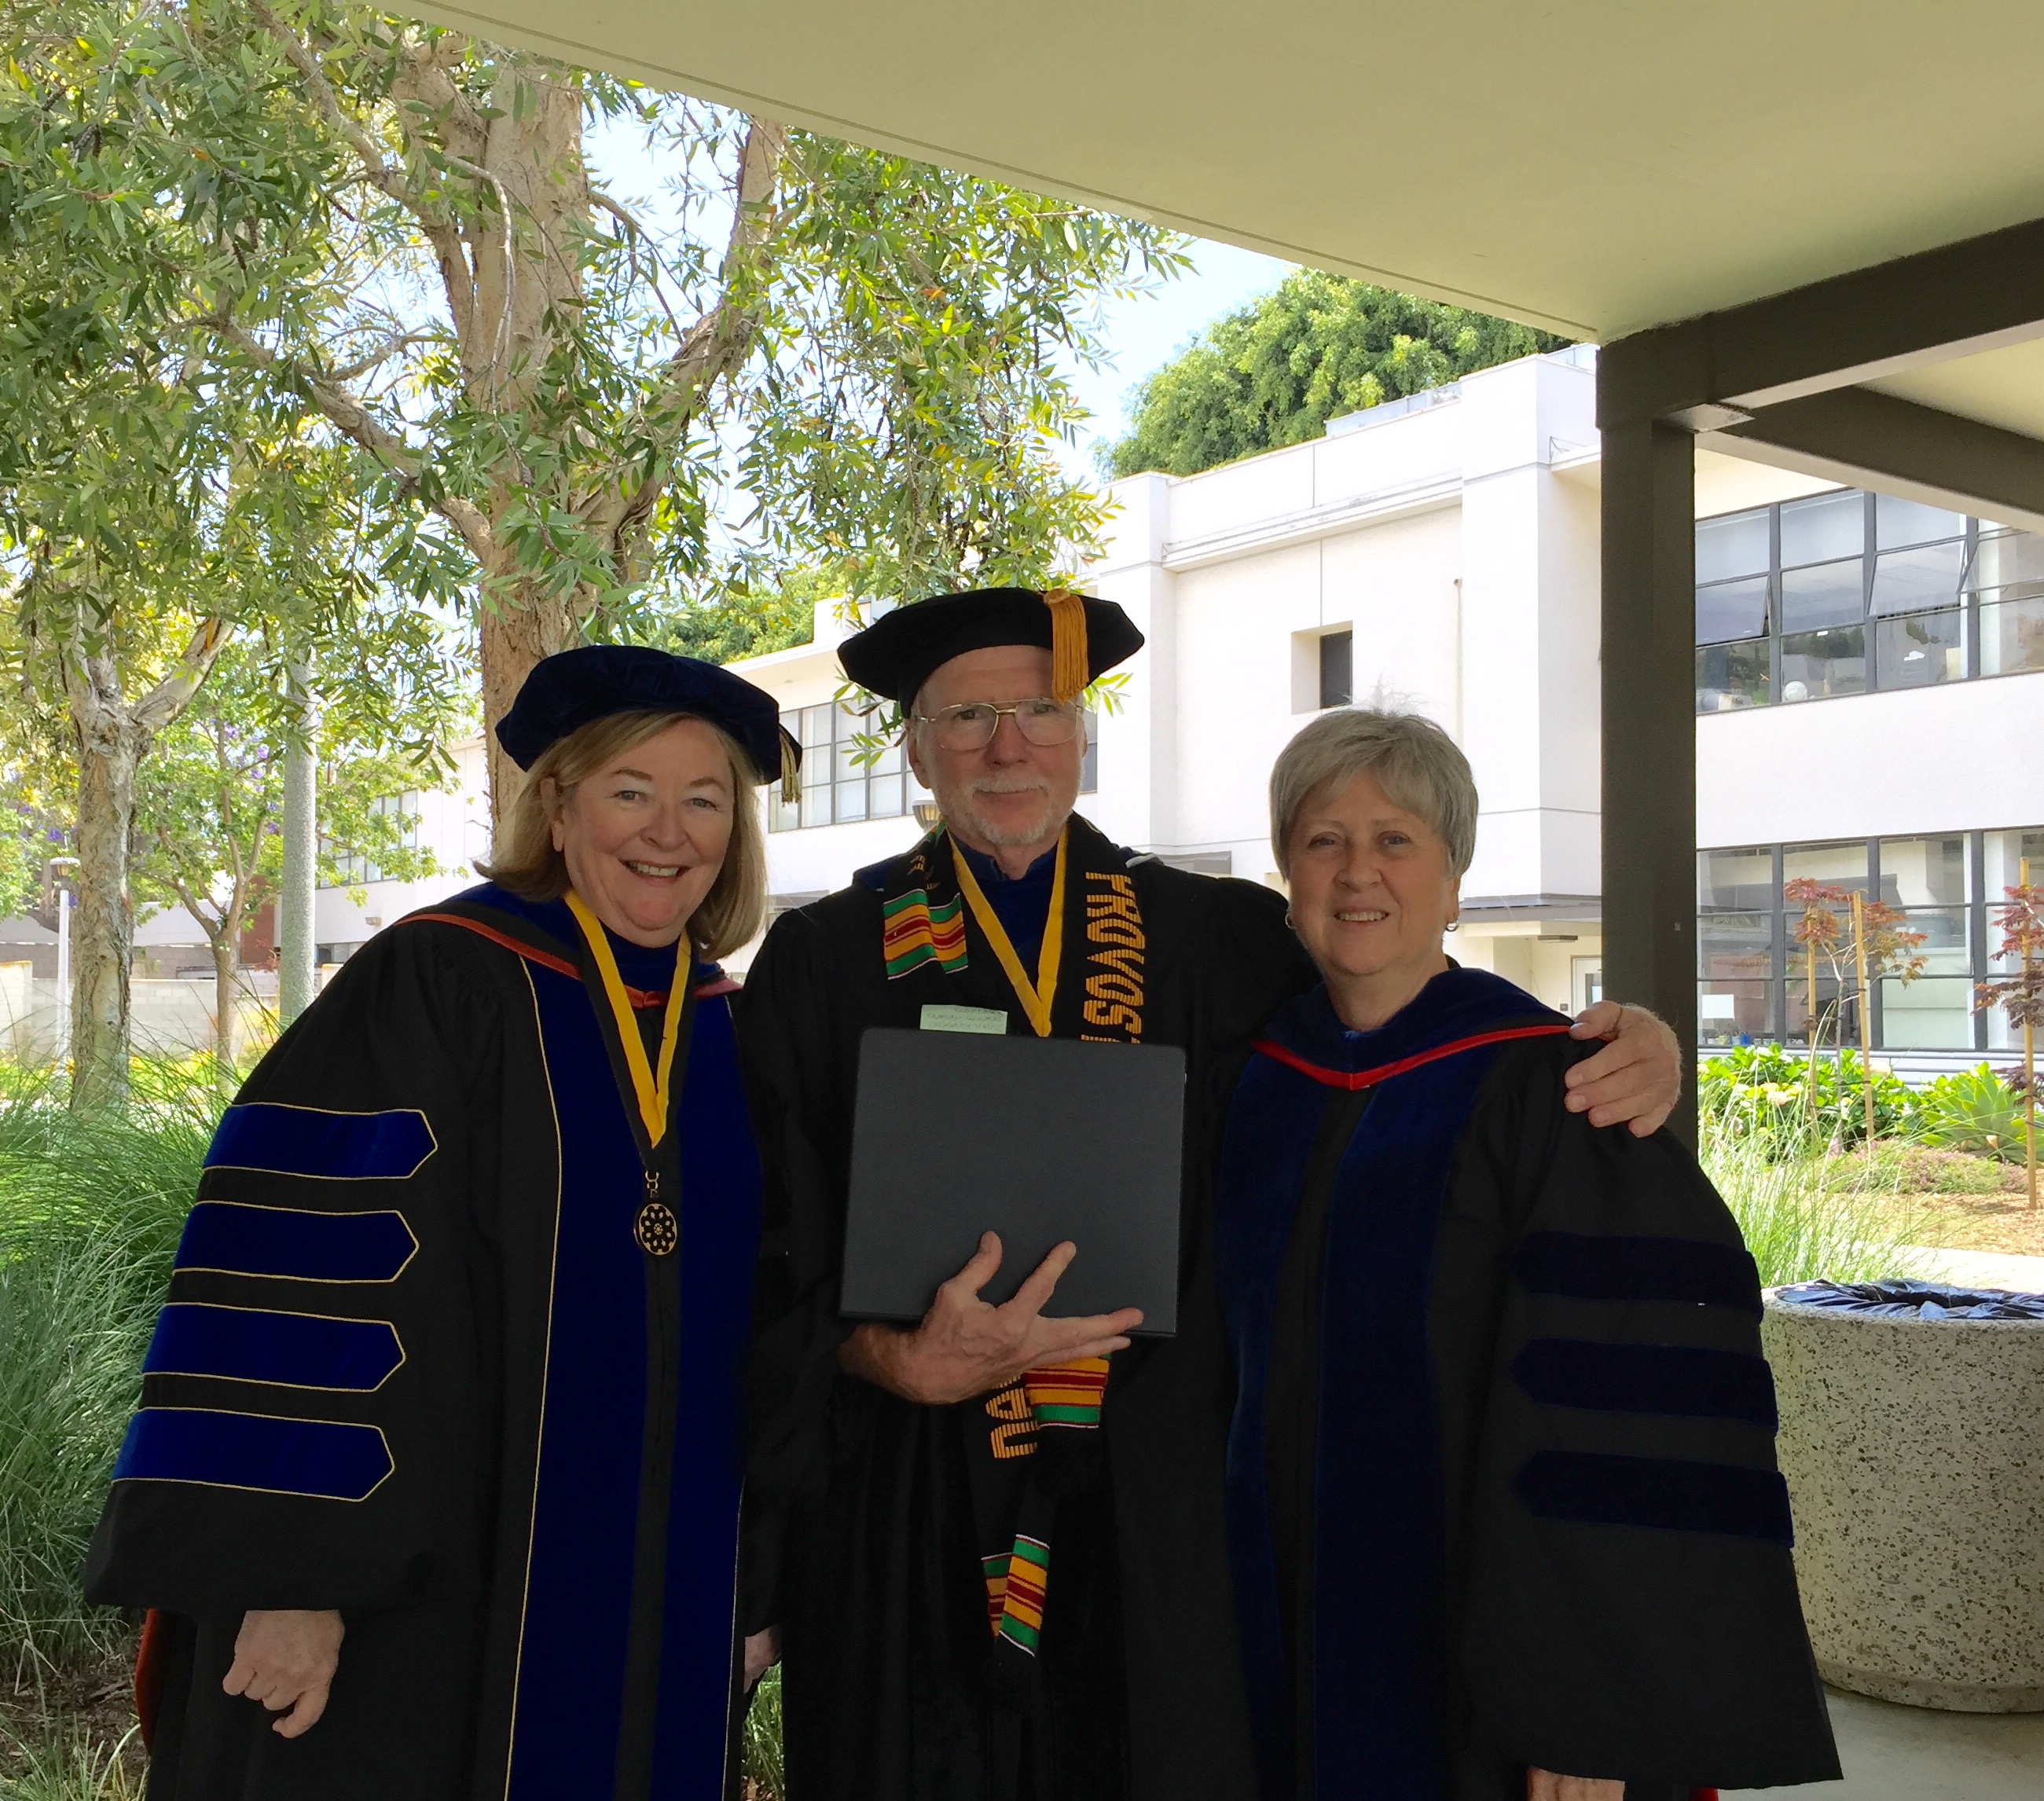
[48,855,77,1067]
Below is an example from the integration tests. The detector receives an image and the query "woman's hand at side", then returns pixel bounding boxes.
[743,1627,780,1689]
[1526,1771,1622,1801]
[223,1608,345,1737]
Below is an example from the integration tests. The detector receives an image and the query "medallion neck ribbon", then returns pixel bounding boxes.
[564,890,692,1149]
[950,827,1070,1038]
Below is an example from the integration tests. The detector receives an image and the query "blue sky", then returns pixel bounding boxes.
[1054,238,1294,481]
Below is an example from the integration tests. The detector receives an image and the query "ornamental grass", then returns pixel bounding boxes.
[0,1068,208,1693]
[1699,1099,1929,1290]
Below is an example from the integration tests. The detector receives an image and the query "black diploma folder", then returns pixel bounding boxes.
[841,1026,1185,1336]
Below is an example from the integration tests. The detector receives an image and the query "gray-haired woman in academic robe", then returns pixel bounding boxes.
[1214,708,1840,1801]
[84,648,798,1800]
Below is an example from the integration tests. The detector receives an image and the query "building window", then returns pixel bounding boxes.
[318,792,420,887]
[771,704,1097,831]
[1694,489,2005,713]
[1697,827,2042,1054]
[1969,526,2044,677]
[771,702,908,832]
[1319,631,1354,709]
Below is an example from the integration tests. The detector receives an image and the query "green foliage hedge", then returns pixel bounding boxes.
[1101,270,1570,478]
[1697,1045,1914,1152]
[1698,1046,2033,1161]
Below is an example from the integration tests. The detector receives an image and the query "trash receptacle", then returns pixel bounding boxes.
[1765,1280,2044,1711]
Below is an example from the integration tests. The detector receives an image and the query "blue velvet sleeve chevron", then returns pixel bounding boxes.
[112,1408,393,1502]
[173,1201,417,1283]
[1511,1337,1778,1429]
[1514,1230,1762,1315]
[144,1303,403,1392]
[204,1102,436,1181]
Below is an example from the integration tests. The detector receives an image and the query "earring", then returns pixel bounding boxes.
[1445,919,1460,934]
[1283,908,1295,930]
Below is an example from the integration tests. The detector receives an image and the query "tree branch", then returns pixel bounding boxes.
[251,2,479,339]
[591,188,682,337]
[326,328,435,383]
[595,117,790,560]
[388,32,491,343]
[211,318,496,565]
[156,845,226,943]
[249,2,413,214]
[134,617,232,735]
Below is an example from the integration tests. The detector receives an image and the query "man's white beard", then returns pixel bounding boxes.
[934,773,1071,849]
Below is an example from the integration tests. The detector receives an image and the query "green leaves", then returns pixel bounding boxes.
[1103,270,1571,479]
[1914,1066,2031,1163]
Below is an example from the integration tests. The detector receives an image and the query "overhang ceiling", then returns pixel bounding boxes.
[407,0,2044,343]
[1870,338,2044,440]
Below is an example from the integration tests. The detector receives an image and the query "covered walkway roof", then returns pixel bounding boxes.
[409,0,2044,1098]
[415,5,2044,364]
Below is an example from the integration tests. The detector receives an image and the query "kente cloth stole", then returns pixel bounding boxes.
[872,820,1151,1673]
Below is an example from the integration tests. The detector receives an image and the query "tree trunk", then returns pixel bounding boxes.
[479,575,582,834]
[211,928,237,1083]
[467,68,595,837]
[66,654,145,1110]
[279,657,318,1025]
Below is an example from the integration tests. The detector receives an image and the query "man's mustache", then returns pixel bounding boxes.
[967,776,1052,797]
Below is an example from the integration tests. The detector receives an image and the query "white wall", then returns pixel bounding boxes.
[1457,356,1602,903]
[1697,669,2044,847]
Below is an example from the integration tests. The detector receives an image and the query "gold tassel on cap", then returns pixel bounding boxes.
[1044,588,1088,704]
[780,728,802,804]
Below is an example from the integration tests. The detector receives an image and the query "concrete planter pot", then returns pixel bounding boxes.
[1763,1292,2044,1711]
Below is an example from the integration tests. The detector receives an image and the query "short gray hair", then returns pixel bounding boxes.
[1268,708,1478,879]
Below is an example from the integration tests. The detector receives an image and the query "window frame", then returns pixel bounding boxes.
[1694,827,2044,1051]
[1694,490,1992,712]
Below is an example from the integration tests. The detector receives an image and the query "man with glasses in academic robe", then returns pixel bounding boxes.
[735,588,1684,1801]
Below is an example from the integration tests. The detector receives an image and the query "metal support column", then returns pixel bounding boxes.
[1600,417,1699,1141]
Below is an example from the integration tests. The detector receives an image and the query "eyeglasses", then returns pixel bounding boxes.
[914,697,1082,752]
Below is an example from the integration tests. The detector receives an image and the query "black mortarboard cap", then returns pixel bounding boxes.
[839,587,1143,711]
[495,644,800,796]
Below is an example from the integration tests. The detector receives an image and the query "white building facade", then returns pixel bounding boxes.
[733,347,2044,1065]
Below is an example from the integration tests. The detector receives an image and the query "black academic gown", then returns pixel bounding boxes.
[1216,970,1840,1801]
[85,885,763,1801]
[738,816,1316,1801]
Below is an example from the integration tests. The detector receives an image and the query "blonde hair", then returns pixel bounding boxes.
[479,708,767,960]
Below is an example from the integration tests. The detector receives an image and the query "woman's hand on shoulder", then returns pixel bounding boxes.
[1564,1001,1682,1136]
[1526,1770,1622,1801]
[224,1608,345,1737]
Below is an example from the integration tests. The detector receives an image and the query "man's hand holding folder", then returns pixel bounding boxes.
[839,1230,1144,1405]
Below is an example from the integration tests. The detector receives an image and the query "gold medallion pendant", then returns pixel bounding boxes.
[635,1201,679,1257]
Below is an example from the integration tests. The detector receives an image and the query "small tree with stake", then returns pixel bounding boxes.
[1783,876,1925,1146]
[1977,860,2044,1209]
[1784,878,1851,1116]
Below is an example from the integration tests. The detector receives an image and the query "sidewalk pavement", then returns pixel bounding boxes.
[1913,1245,2044,1293]
[1725,1687,2044,1799]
